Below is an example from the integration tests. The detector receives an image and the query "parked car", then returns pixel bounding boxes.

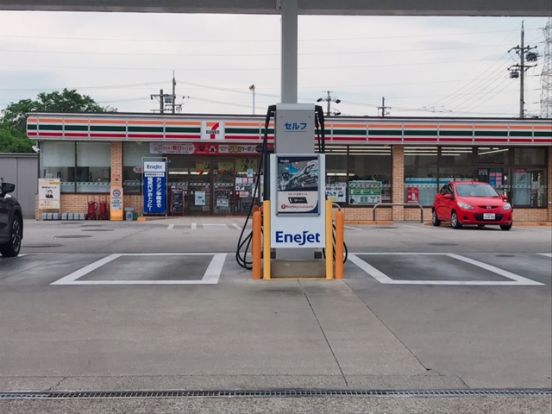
[432,181,513,231]
[0,182,23,256]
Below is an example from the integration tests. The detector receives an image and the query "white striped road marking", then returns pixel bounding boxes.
[167,224,175,230]
[232,223,241,230]
[51,254,122,285]
[538,253,552,258]
[191,222,197,231]
[51,253,227,286]
[349,253,543,286]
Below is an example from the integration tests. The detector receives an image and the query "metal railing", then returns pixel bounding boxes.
[372,202,424,223]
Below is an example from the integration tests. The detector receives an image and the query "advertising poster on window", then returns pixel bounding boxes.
[143,160,167,215]
[326,182,347,203]
[277,156,320,215]
[38,178,61,209]
[195,191,206,206]
[349,180,382,205]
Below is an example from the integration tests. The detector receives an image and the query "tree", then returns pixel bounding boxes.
[0,126,33,153]
[0,89,114,152]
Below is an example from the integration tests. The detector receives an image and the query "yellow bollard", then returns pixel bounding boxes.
[325,200,334,280]
[262,200,271,280]
[335,210,345,279]
[252,210,262,280]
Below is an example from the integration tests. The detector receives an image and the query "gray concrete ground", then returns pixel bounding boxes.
[0,218,550,413]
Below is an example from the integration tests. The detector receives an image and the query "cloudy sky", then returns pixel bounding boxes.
[0,11,549,117]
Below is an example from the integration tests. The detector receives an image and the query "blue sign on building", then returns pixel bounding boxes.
[143,160,167,215]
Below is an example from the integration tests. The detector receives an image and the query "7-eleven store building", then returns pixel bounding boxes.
[27,113,552,223]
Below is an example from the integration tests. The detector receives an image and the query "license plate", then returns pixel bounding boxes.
[483,213,495,220]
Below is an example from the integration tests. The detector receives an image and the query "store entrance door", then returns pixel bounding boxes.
[166,156,259,216]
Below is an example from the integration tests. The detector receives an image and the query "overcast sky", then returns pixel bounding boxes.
[0,11,549,118]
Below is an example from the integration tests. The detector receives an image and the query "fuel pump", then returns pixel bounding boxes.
[235,103,346,275]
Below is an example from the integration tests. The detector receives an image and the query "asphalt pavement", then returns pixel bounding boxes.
[0,218,550,413]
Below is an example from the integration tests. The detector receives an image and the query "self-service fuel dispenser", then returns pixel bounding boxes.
[236,103,345,280]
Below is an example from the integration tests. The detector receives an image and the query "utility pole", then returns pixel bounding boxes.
[316,90,341,116]
[249,84,256,115]
[150,89,165,114]
[508,21,538,118]
[541,18,552,118]
[171,72,176,114]
[150,72,182,114]
[377,96,391,117]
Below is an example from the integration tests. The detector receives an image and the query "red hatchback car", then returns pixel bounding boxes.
[432,181,513,230]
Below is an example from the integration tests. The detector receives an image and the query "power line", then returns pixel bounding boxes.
[0,27,532,45]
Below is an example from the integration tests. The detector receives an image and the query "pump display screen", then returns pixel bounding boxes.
[276,156,320,215]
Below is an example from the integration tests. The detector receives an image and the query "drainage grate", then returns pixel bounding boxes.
[0,388,549,400]
[22,243,64,248]
[54,235,92,239]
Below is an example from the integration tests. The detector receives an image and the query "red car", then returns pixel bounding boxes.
[432,181,513,230]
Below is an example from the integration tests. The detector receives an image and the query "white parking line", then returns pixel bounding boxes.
[167,224,175,230]
[51,254,121,285]
[232,223,241,231]
[349,253,543,286]
[191,222,197,231]
[538,253,552,258]
[51,253,227,285]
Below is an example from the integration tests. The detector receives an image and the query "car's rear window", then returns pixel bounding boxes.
[456,184,499,197]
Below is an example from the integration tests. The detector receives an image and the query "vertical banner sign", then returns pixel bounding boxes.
[143,160,167,215]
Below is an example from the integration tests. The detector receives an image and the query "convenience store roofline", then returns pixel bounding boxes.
[26,112,552,123]
[27,113,552,146]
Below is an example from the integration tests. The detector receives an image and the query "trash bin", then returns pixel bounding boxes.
[125,208,134,221]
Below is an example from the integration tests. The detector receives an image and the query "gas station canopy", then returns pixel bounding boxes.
[0,0,550,16]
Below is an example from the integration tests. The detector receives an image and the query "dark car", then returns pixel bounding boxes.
[432,181,513,231]
[0,182,23,257]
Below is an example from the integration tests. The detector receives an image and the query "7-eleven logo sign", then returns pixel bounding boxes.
[201,121,225,141]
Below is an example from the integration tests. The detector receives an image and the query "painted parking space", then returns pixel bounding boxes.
[348,252,544,286]
[51,253,227,286]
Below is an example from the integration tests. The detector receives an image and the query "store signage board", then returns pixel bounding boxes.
[270,154,326,248]
[349,180,382,205]
[149,142,259,155]
[143,159,167,215]
[110,186,123,214]
[38,178,60,209]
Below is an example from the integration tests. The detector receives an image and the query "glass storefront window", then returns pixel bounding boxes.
[514,147,546,166]
[40,141,76,193]
[123,142,152,194]
[76,142,111,193]
[348,147,392,205]
[439,147,474,184]
[404,146,438,206]
[477,146,510,164]
[235,158,258,214]
[325,153,348,204]
[512,169,547,207]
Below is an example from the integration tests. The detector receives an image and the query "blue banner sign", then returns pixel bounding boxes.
[143,160,167,215]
